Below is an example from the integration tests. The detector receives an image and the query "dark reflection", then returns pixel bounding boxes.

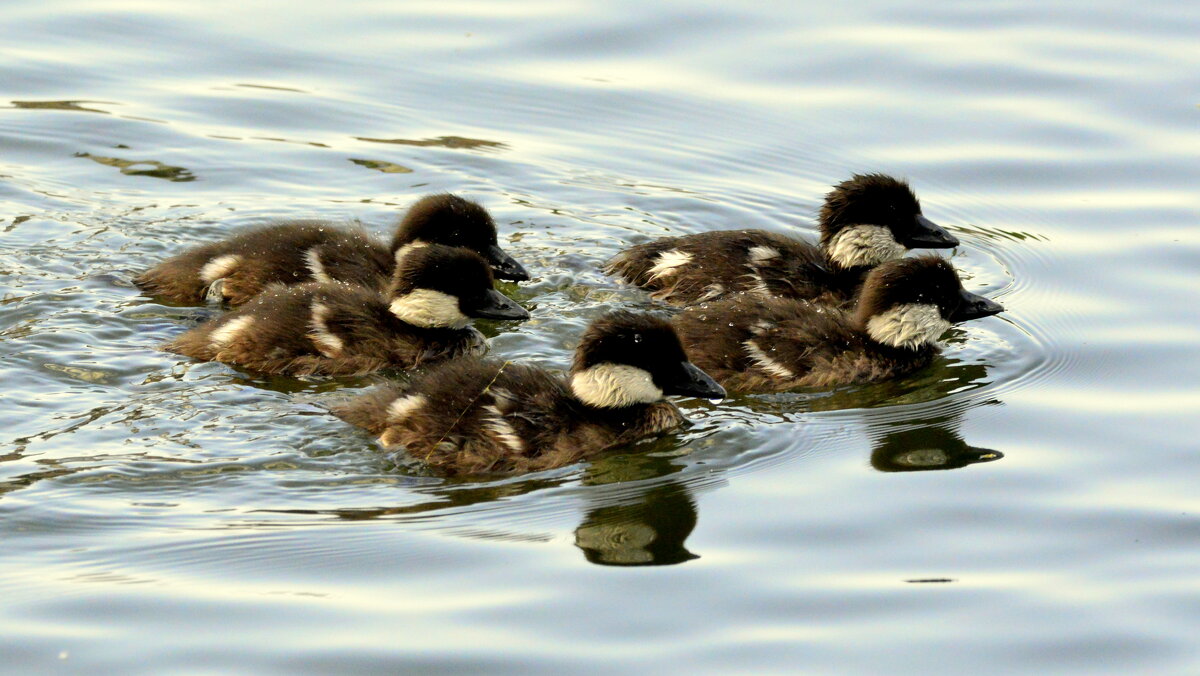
[870,423,1002,472]
[235,83,307,93]
[259,441,703,566]
[574,482,698,566]
[865,404,1003,473]
[11,99,114,114]
[354,135,507,151]
[75,152,196,182]
[250,137,330,148]
[737,356,994,421]
[572,451,700,566]
[813,354,992,412]
[348,158,413,174]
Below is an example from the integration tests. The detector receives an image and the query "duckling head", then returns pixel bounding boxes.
[570,311,725,408]
[856,255,1004,350]
[819,173,959,270]
[386,244,529,329]
[391,193,530,281]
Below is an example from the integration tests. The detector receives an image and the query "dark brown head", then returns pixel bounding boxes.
[386,244,529,329]
[819,174,959,270]
[569,311,725,408]
[391,194,530,281]
[855,255,1004,349]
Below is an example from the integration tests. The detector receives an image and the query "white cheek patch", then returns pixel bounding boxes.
[742,339,796,379]
[482,404,525,454]
[866,303,951,349]
[389,289,470,329]
[199,254,242,284]
[570,363,664,408]
[386,394,428,422]
[393,240,429,267]
[647,249,693,282]
[209,315,255,348]
[826,225,906,268]
[308,302,344,357]
[304,247,333,284]
[747,245,780,264]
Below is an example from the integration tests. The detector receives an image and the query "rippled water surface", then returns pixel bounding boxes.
[3,1,1199,673]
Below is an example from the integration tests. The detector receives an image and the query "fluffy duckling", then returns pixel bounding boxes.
[671,255,1003,393]
[163,244,529,376]
[136,193,529,306]
[333,311,726,476]
[605,173,959,306]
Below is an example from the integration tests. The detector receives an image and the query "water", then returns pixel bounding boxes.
[2,0,1199,672]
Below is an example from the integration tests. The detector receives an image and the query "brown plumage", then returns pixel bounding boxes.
[332,311,725,476]
[672,255,1004,393]
[136,193,528,306]
[605,173,958,306]
[162,245,529,376]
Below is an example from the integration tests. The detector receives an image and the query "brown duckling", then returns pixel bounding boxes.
[333,311,725,476]
[163,244,529,376]
[671,255,1004,393]
[136,193,529,306]
[605,173,958,306]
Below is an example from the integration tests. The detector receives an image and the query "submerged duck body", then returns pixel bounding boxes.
[333,311,725,476]
[605,173,959,306]
[136,193,529,306]
[672,255,1004,393]
[164,245,529,376]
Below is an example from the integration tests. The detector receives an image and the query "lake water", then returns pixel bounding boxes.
[2,1,1198,673]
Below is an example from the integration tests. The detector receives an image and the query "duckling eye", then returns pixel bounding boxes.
[632,333,643,344]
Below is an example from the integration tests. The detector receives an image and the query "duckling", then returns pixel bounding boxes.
[163,244,529,376]
[136,193,530,306]
[605,173,959,306]
[671,255,1004,393]
[332,311,725,476]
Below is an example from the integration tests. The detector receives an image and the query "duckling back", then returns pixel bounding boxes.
[135,221,392,305]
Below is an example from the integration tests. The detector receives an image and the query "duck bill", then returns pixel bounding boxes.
[966,446,1004,464]
[949,289,1004,322]
[661,362,726,401]
[486,244,530,281]
[904,214,959,248]
[467,289,530,321]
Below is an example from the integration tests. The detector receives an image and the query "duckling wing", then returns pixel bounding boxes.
[607,230,832,305]
[306,229,392,289]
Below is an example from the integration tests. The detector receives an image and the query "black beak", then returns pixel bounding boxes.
[948,289,1004,323]
[903,214,959,249]
[486,244,530,282]
[661,362,726,401]
[466,289,530,321]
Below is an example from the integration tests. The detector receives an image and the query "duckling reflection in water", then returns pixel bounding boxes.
[574,480,699,566]
[136,193,529,306]
[606,173,958,307]
[333,311,725,476]
[870,424,1002,472]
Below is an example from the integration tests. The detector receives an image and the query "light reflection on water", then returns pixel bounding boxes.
[2,0,1199,673]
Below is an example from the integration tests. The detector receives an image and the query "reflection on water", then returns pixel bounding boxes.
[74,152,196,182]
[574,454,700,566]
[354,135,508,151]
[575,484,698,566]
[349,158,413,173]
[868,411,1003,473]
[10,99,114,114]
